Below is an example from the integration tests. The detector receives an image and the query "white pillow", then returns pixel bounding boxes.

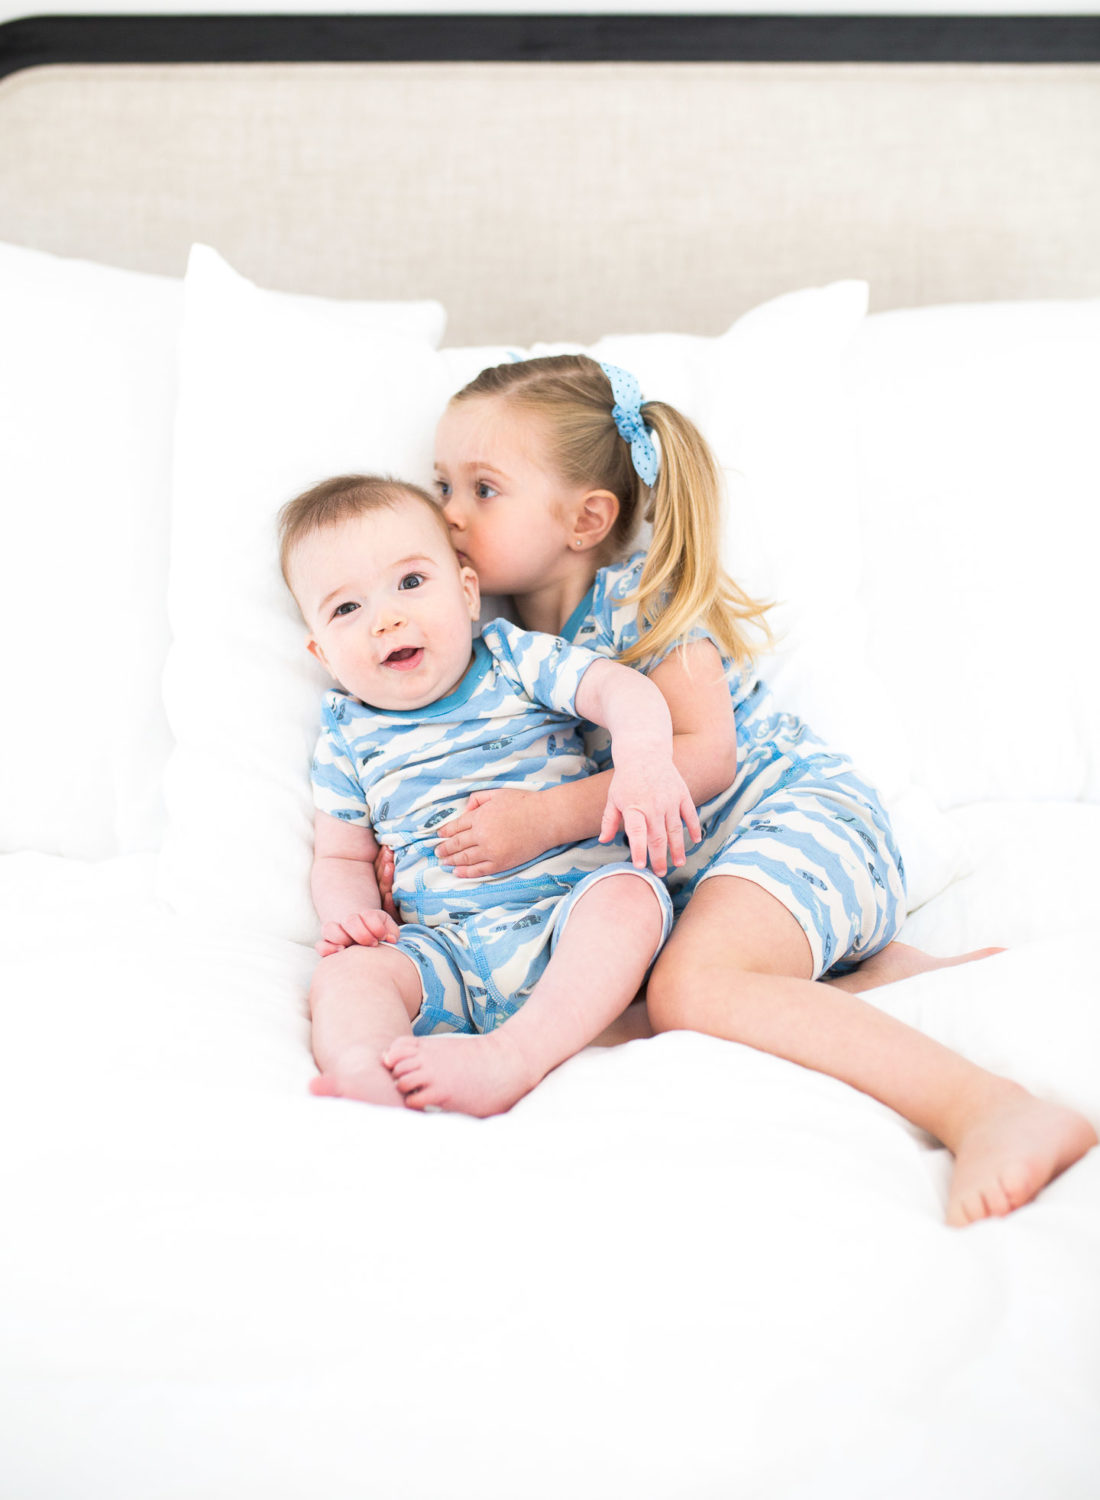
[845,300,1100,809]
[0,240,447,862]
[0,242,180,859]
[159,257,956,945]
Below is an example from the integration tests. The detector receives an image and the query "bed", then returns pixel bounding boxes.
[1,14,1099,1497]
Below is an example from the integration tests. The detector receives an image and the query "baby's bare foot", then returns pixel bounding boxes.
[383,1030,539,1117]
[832,941,1005,993]
[945,1086,1097,1227]
[309,1046,406,1108]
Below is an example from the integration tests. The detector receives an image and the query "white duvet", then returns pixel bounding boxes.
[3,801,1097,1500]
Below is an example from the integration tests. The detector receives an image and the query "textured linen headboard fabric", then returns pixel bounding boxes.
[1,16,1098,342]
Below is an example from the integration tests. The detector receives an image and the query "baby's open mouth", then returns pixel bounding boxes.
[383,646,424,670]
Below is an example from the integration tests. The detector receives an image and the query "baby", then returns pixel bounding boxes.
[279,474,700,1115]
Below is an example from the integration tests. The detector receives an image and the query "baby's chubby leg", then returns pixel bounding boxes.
[384,869,669,1117]
[308,943,423,1106]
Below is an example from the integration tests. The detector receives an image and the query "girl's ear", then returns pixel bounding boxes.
[572,489,619,551]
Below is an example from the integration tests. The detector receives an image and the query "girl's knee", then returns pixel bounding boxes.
[646,947,714,1034]
[646,945,776,1035]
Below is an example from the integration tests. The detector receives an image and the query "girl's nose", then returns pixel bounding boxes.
[441,495,464,531]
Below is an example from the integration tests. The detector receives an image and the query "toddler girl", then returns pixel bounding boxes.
[424,353,1095,1224]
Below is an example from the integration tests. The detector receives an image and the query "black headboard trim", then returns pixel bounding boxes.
[2,13,1099,82]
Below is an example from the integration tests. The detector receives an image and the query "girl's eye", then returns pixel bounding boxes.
[475,481,498,501]
[398,572,425,592]
[332,601,358,618]
[434,478,451,499]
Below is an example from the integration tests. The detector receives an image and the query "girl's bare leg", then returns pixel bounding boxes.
[384,875,666,1116]
[645,877,1096,1226]
[308,943,423,1107]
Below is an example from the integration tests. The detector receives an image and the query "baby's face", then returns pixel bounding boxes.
[291,498,481,711]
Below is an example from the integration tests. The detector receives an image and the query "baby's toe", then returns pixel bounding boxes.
[382,1038,418,1070]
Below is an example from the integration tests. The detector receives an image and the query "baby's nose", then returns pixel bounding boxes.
[372,603,407,634]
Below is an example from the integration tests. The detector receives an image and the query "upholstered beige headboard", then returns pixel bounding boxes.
[1,16,1098,343]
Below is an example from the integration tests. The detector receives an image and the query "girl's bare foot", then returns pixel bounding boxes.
[830,941,1006,993]
[383,1029,540,1117]
[309,1045,406,1107]
[945,1085,1097,1227]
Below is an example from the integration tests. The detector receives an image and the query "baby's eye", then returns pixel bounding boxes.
[475,481,498,501]
[398,572,425,592]
[332,601,358,619]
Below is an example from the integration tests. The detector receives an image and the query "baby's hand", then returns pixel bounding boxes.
[372,845,401,923]
[600,760,702,877]
[436,789,548,878]
[316,909,401,958]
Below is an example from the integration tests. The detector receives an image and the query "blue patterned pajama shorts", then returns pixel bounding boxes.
[399,863,673,1036]
[667,736,907,980]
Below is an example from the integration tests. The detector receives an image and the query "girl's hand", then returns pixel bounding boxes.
[599,761,702,876]
[316,909,401,958]
[436,789,551,878]
[372,845,401,922]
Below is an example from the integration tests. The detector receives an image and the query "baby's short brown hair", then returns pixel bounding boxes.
[277,474,451,593]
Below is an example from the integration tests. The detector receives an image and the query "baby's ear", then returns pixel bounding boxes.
[461,564,481,621]
[306,636,330,673]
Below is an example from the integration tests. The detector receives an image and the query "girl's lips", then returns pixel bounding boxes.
[383,646,424,672]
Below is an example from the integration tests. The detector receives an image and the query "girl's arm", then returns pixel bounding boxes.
[312,810,400,957]
[437,641,726,878]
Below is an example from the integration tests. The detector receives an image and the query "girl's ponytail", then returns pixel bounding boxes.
[621,401,773,670]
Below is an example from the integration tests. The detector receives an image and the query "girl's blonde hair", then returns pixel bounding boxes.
[452,355,773,667]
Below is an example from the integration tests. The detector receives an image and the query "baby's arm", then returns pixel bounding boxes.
[312,811,400,957]
[549,640,736,835]
[436,640,732,877]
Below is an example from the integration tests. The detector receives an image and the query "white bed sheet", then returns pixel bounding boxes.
[2,808,1098,1499]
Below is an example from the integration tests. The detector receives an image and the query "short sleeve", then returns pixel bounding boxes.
[481,619,600,718]
[311,694,370,824]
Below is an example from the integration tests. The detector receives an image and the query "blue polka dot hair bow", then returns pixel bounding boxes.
[598,361,659,487]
